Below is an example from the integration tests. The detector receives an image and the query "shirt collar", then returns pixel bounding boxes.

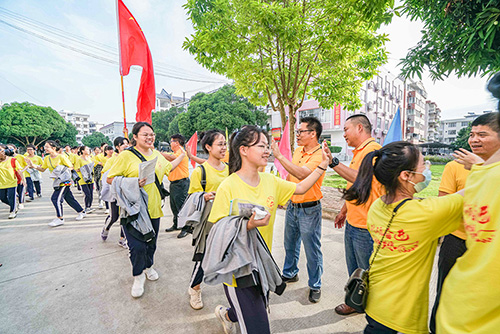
[300,144,321,155]
[354,137,376,152]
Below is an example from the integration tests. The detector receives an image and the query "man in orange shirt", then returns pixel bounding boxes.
[326,114,383,315]
[429,112,500,333]
[163,134,190,238]
[272,117,325,303]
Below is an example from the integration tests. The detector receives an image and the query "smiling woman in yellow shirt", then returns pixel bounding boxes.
[342,141,464,334]
[107,122,186,299]
[207,126,329,334]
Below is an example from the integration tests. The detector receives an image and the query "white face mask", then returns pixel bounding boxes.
[408,168,432,193]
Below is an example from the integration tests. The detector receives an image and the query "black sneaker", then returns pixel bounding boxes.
[308,289,321,303]
[165,225,179,232]
[282,274,299,283]
[177,230,189,239]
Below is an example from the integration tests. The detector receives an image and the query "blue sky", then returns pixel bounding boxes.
[0,0,497,125]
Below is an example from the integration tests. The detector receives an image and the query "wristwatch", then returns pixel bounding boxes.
[329,157,340,169]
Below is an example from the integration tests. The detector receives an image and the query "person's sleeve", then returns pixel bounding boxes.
[208,181,231,223]
[107,154,127,178]
[304,151,322,172]
[15,160,22,170]
[425,193,464,236]
[188,167,202,194]
[162,157,173,177]
[275,176,297,206]
[41,157,48,169]
[438,162,457,194]
[60,155,73,168]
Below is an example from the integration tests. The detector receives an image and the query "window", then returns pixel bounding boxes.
[385,120,389,130]
[449,130,456,135]
[449,122,456,127]
[461,121,469,127]
[377,117,381,129]
[377,98,382,108]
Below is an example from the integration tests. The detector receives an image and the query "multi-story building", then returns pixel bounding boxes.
[99,121,136,142]
[156,89,188,111]
[58,110,91,144]
[89,121,104,135]
[405,81,428,144]
[425,101,441,142]
[439,111,492,144]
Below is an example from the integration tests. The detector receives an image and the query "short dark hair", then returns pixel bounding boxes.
[71,146,78,150]
[45,140,60,150]
[26,144,36,150]
[343,141,420,205]
[229,126,269,174]
[100,142,107,147]
[346,114,372,133]
[471,112,500,133]
[200,129,225,154]
[300,117,322,141]
[171,134,186,146]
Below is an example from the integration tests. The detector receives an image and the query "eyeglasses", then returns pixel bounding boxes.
[252,144,271,151]
[295,129,314,136]
[139,133,156,138]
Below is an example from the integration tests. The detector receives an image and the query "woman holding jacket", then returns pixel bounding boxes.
[74,146,95,213]
[107,122,186,298]
[0,144,21,219]
[342,141,464,334]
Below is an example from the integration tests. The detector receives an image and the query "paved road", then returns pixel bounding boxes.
[0,171,435,334]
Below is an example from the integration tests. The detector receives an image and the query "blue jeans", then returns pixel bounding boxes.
[345,222,373,276]
[283,202,323,290]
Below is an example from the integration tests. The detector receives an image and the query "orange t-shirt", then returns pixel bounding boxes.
[346,138,384,229]
[168,149,189,181]
[289,144,324,203]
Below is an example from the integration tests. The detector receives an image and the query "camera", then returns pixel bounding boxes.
[3,148,14,156]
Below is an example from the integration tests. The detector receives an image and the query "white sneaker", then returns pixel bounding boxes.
[75,212,86,221]
[19,203,24,209]
[8,212,17,219]
[48,218,64,227]
[215,305,237,334]
[145,267,159,281]
[105,209,109,214]
[99,201,104,209]
[85,208,94,214]
[188,287,204,310]
[131,273,146,298]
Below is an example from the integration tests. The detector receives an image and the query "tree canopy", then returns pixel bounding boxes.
[152,106,185,144]
[0,102,72,147]
[184,0,394,146]
[175,85,268,138]
[452,124,472,151]
[81,132,111,148]
[400,0,500,80]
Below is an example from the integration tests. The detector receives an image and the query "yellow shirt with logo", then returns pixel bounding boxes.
[437,160,500,334]
[41,154,73,172]
[168,149,189,181]
[439,160,470,239]
[74,156,94,185]
[23,154,43,178]
[289,145,324,203]
[0,157,21,189]
[208,172,296,250]
[366,194,463,334]
[346,138,384,229]
[188,162,228,194]
[107,149,172,219]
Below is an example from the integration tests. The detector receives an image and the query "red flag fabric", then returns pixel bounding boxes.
[186,131,198,168]
[117,0,155,124]
[274,120,292,179]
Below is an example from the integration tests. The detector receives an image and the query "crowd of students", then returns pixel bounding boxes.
[2,74,500,334]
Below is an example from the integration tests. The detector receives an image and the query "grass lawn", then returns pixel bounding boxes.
[323,164,446,198]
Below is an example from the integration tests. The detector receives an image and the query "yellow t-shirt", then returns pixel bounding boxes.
[346,138,384,228]
[365,194,463,334]
[168,149,189,181]
[188,161,228,194]
[439,160,470,239]
[63,152,77,166]
[0,157,21,189]
[23,155,43,178]
[208,172,296,250]
[14,155,28,178]
[93,153,106,165]
[437,160,500,334]
[41,154,73,172]
[102,155,118,174]
[289,145,324,203]
[107,149,172,219]
[74,156,94,185]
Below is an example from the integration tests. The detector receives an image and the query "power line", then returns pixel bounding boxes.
[0,74,46,105]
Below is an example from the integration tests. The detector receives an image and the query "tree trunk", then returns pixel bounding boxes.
[289,104,297,152]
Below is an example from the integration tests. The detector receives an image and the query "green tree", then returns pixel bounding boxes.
[49,122,78,147]
[0,102,67,146]
[152,106,184,144]
[400,0,500,80]
[176,85,268,138]
[184,0,393,148]
[452,124,472,151]
[81,132,111,148]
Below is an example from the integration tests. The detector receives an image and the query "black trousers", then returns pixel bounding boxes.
[190,261,204,288]
[104,201,124,238]
[122,218,160,276]
[169,177,189,229]
[81,183,94,209]
[0,187,16,212]
[429,234,467,334]
[364,315,397,334]
[224,284,270,334]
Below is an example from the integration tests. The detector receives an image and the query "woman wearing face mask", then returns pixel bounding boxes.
[343,141,464,334]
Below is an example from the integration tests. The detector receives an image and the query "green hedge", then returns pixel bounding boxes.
[329,146,342,153]
[424,155,452,164]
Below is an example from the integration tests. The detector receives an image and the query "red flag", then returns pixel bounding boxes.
[274,120,292,179]
[186,132,198,168]
[117,0,155,124]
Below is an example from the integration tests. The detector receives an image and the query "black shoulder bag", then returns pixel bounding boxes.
[344,198,410,313]
[199,164,207,191]
[127,147,170,199]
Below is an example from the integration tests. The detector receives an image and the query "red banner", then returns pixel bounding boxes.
[334,104,341,126]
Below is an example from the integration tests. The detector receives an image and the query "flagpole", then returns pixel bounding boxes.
[116,0,128,138]
[121,75,128,138]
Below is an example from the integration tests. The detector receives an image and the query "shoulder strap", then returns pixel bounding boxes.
[127,147,166,196]
[10,157,16,168]
[367,198,411,273]
[199,164,207,192]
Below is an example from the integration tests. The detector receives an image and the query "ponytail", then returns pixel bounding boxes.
[343,151,377,205]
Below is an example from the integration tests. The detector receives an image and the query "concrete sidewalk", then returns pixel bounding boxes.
[0,173,368,334]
